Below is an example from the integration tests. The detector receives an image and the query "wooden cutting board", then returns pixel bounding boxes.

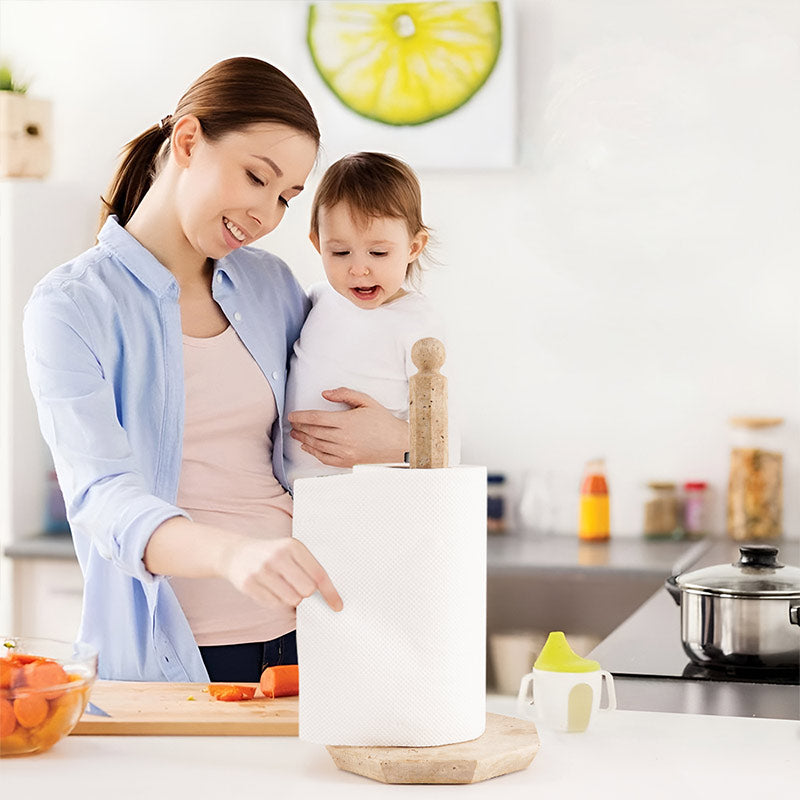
[72,681,298,736]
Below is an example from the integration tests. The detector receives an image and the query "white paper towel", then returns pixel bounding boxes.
[293,463,487,746]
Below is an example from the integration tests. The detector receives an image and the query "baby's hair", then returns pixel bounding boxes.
[310,152,430,286]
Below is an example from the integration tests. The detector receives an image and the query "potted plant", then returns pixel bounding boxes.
[0,61,52,178]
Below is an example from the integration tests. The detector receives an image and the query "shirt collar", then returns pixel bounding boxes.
[97,215,244,297]
[97,216,180,298]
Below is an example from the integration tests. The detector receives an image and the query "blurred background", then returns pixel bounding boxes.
[1,1,798,683]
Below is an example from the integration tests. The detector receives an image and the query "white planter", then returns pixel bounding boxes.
[0,92,52,178]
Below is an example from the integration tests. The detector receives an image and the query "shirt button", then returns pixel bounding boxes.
[216,274,223,284]
[272,370,280,380]
[234,312,242,321]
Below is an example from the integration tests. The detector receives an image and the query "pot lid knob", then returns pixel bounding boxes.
[736,544,781,569]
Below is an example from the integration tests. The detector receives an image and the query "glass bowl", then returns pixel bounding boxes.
[0,636,97,757]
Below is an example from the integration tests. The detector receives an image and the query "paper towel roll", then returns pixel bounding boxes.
[293,463,487,746]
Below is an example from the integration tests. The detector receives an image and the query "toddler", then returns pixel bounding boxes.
[285,152,457,483]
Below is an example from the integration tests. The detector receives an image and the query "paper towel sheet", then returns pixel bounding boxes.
[293,464,487,746]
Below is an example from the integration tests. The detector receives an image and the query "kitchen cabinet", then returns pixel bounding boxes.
[0,180,95,634]
[12,557,83,640]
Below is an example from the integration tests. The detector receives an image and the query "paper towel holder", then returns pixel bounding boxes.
[409,337,448,470]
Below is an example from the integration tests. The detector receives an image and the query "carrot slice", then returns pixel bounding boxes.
[13,693,48,728]
[23,661,69,700]
[207,684,256,702]
[0,698,16,738]
[0,660,18,689]
[259,665,299,698]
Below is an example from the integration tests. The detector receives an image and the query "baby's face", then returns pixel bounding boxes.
[311,203,426,309]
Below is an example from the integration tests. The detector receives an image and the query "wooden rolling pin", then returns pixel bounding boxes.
[408,337,448,469]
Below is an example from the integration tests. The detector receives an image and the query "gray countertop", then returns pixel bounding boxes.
[3,532,76,559]
[7,530,709,570]
[487,532,709,575]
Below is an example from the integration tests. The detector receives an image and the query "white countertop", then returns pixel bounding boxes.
[3,695,797,798]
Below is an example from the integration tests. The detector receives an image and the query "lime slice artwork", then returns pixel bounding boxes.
[307,1,503,126]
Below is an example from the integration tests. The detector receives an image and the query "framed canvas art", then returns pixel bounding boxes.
[297,1,517,169]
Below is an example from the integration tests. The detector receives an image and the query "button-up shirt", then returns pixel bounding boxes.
[23,216,309,681]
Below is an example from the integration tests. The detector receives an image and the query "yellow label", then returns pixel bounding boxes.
[579,495,609,539]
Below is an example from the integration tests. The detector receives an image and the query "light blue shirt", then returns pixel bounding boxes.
[23,216,309,681]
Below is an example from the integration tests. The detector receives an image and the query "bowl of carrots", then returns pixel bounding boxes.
[0,636,97,757]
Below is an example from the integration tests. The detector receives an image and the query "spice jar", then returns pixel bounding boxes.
[682,481,708,539]
[727,417,783,541]
[643,482,680,539]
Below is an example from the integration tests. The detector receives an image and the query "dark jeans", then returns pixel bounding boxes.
[199,629,297,683]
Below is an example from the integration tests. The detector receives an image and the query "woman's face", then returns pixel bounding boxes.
[173,120,318,260]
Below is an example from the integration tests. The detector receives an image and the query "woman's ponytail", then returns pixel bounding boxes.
[97,118,171,234]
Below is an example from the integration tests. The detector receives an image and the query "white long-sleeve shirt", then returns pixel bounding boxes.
[285,282,458,484]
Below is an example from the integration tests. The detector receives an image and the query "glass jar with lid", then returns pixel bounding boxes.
[643,481,681,538]
[727,417,784,541]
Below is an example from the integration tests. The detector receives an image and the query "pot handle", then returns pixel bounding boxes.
[790,605,800,627]
[665,575,681,606]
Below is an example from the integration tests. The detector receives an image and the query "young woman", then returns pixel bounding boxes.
[23,58,408,683]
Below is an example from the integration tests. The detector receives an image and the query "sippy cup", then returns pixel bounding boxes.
[517,631,616,733]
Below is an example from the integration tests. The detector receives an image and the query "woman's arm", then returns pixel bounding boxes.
[145,517,342,610]
[288,387,409,467]
[24,284,341,611]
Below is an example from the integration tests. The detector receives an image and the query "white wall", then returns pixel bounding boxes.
[1,0,798,537]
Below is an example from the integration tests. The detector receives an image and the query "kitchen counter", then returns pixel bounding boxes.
[6,530,708,567]
[487,532,708,576]
[3,532,76,559]
[2,696,796,798]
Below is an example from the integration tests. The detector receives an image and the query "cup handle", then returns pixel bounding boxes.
[598,670,617,711]
[516,671,535,713]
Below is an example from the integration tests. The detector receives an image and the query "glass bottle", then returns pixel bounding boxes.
[682,481,708,539]
[578,459,609,541]
[727,417,783,541]
[487,473,507,534]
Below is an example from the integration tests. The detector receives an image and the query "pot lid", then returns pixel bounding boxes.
[676,545,800,597]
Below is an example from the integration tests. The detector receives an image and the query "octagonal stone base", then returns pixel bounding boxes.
[326,713,540,784]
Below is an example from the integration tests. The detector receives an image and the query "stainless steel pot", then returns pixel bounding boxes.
[665,544,800,670]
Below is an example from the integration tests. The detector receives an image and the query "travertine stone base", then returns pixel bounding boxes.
[326,713,540,784]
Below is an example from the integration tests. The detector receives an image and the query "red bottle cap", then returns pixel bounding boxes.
[684,481,707,490]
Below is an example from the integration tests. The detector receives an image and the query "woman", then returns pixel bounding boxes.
[23,57,408,683]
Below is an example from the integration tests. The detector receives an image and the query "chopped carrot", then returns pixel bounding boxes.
[22,660,69,700]
[0,659,18,689]
[13,692,49,728]
[0,697,16,738]
[259,665,299,698]
[207,684,256,702]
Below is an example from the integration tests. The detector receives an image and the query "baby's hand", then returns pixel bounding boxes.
[288,387,409,467]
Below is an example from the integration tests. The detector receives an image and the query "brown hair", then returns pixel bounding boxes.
[310,152,430,285]
[99,57,320,232]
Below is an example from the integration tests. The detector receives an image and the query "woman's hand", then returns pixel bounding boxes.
[221,536,343,612]
[288,387,409,468]
[145,517,342,611]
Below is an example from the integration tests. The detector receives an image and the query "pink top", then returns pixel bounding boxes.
[170,326,295,646]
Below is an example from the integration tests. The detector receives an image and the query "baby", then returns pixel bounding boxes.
[284,152,456,483]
